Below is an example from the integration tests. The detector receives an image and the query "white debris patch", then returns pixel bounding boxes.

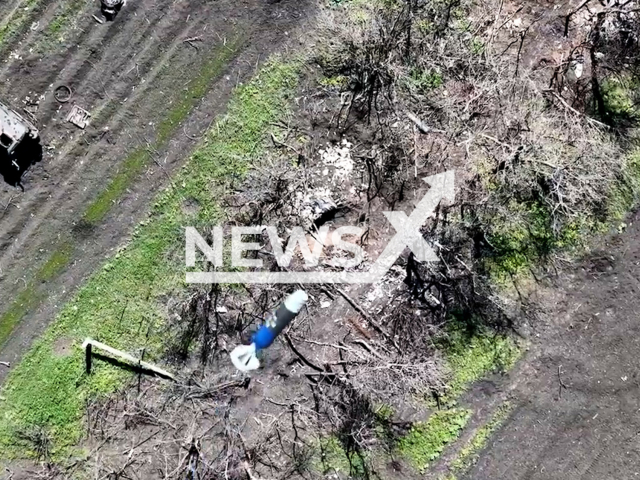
[320,139,354,184]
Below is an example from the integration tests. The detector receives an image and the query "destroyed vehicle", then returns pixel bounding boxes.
[0,102,39,157]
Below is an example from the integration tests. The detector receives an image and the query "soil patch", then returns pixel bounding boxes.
[464,210,640,479]
[51,336,72,357]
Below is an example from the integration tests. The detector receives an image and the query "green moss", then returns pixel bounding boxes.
[319,75,349,88]
[416,18,435,34]
[408,68,443,92]
[601,77,637,119]
[470,38,484,55]
[483,195,604,282]
[373,403,395,441]
[487,201,555,278]
[398,409,471,472]
[0,59,301,457]
[447,402,513,477]
[374,404,394,422]
[437,324,521,406]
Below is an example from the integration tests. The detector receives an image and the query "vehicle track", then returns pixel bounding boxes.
[0,0,208,274]
[0,1,212,299]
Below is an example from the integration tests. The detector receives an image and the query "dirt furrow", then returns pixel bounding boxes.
[0,0,26,26]
[0,0,312,373]
[0,0,67,61]
[0,0,207,269]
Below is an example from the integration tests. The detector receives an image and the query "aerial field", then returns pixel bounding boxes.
[1,0,640,479]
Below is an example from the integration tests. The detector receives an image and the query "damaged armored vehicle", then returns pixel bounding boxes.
[0,101,41,186]
[0,102,39,159]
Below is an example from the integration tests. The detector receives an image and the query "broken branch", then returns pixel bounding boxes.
[83,338,175,380]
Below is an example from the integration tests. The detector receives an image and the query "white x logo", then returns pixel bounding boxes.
[367,171,455,280]
[383,210,437,262]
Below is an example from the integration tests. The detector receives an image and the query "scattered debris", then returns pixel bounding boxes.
[183,36,203,51]
[92,14,105,25]
[0,196,16,218]
[570,51,585,78]
[66,105,91,129]
[83,338,175,380]
[334,287,390,342]
[309,197,339,226]
[21,109,38,126]
[296,187,336,227]
[319,139,354,184]
[54,85,73,103]
[406,111,445,134]
[557,365,568,398]
[21,93,42,127]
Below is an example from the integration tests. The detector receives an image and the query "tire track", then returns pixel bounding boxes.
[0,2,213,281]
[0,0,66,62]
[0,0,235,299]
[0,0,202,232]
[0,0,312,380]
[579,432,640,480]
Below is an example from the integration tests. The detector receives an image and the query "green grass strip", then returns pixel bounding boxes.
[82,147,150,225]
[436,325,521,407]
[0,0,42,49]
[398,408,472,473]
[443,402,514,479]
[0,242,74,346]
[313,436,367,476]
[82,37,243,224]
[0,58,300,457]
